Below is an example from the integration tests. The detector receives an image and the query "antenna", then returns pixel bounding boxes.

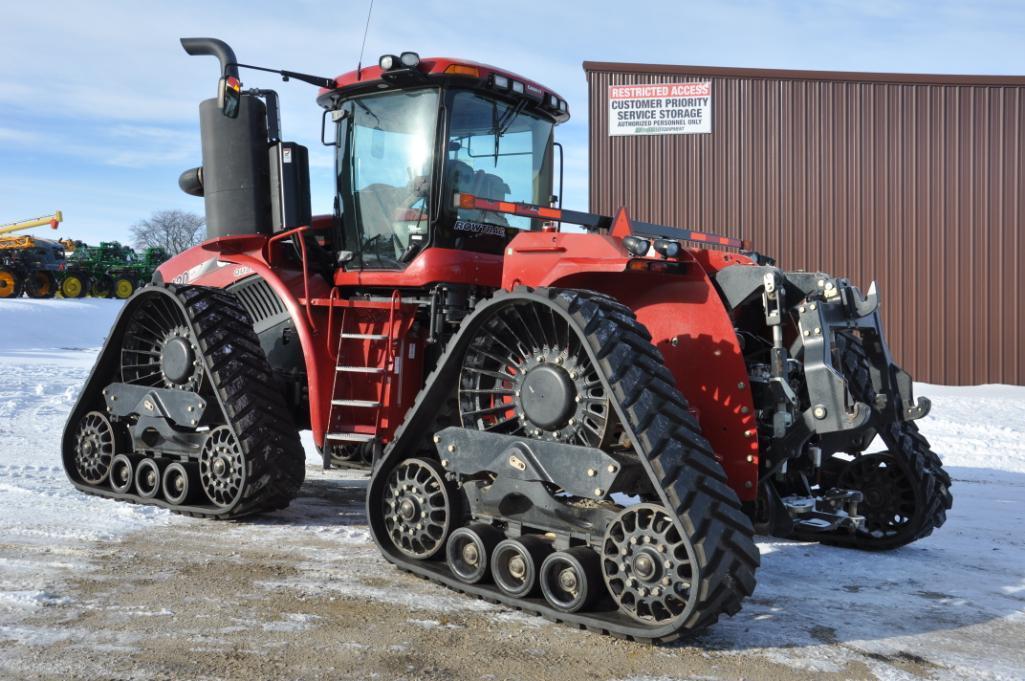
[356,0,375,81]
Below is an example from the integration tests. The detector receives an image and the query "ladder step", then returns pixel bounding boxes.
[336,366,387,373]
[331,399,382,408]
[325,432,375,443]
[340,332,388,340]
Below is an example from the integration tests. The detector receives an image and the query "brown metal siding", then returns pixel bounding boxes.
[586,63,1025,386]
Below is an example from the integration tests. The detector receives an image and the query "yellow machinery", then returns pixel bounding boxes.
[0,212,65,299]
[0,212,63,238]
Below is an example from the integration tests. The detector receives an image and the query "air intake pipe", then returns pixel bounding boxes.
[180,37,272,239]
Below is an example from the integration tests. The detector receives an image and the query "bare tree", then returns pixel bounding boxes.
[131,210,205,254]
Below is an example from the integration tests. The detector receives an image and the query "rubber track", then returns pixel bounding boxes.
[367,287,759,642]
[805,331,952,549]
[63,285,305,519]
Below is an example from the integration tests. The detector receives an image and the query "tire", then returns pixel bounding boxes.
[113,277,136,300]
[90,276,112,298]
[60,273,89,299]
[0,268,23,298]
[25,271,57,299]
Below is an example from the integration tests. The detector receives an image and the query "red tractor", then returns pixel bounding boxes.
[63,38,951,642]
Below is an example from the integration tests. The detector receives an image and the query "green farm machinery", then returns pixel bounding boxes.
[62,242,169,299]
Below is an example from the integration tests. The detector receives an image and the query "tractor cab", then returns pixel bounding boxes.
[317,56,569,269]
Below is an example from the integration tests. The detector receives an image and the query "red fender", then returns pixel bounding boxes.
[502,231,760,502]
[157,238,331,446]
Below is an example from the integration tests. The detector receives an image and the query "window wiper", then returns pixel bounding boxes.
[491,99,527,164]
[496,99,526,138]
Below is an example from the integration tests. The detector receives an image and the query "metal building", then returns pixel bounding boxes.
[584,61,1025,386]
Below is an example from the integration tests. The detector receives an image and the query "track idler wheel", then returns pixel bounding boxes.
[162,462,197,506]
[71,411,118,485]
[539,547,603,613]
[109,454,135,494]
[446,524,502,584]
[382,458,454,559]
[492,536,552,598]
[199,426,246,507]
[602,504,696,624]
[134,458,162,499]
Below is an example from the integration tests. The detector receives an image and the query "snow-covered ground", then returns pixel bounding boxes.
[0,298,1023,680]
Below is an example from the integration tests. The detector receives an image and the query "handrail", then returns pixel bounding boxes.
[266,225,329,332]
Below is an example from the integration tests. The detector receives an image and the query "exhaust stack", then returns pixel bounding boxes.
[180,37,273,239]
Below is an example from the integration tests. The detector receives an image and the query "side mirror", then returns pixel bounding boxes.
[217,76,241,118]
[321,108,347,146]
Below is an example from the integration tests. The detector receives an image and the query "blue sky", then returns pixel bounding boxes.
[2,0,1024,245]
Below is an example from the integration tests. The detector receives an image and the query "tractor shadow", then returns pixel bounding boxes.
[244,470,370,529]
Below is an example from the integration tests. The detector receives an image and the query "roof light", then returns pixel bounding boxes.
[622,236,651,256]
[399,51,420,67]
[445,64,480,77]
[492,74,509,89]
[379,54,398,70]
[653,239,682,258]
[511,80,525,94]
[547,94,559,108]
[559,100,568,113]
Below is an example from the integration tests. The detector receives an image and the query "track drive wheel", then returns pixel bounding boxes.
[25,271,56,299]
[60,273,88,298]
[113,277,136,299]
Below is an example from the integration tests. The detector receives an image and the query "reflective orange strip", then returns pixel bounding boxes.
[456,193,564,222]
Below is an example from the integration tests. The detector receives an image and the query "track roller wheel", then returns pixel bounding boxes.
[113,277,136,299]
[60,273,88,298]
[162,462,196,505]
[382,458,454,559]
[539,547,602,613]
[134,458,162,499]
[71,411,118,485]
[109,454,135,494]
[602,504,695,624]
[0,269,22,298]
[446,524,502,584]
[199,426,245,507]
[492,536,552,598]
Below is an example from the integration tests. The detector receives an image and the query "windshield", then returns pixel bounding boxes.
[339,88,439,268]
[445,91,554,231]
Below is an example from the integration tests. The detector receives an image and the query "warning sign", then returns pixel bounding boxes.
[608,82,712,136]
